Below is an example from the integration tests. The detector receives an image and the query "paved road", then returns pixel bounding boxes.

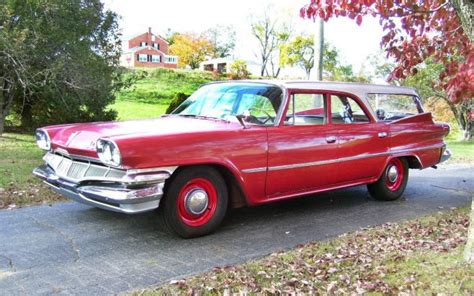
[0,165,472,295]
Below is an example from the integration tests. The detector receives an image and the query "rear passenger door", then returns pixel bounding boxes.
[330,94,390,183]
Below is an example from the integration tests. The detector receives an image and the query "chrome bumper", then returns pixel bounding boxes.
[33,164,169,214]
[440,148,451,164]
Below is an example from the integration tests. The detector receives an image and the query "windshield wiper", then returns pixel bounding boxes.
[175,114,231,123]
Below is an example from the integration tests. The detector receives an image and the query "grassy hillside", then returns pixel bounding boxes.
[110,68,216,120]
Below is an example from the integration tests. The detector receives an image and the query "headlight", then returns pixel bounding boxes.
[35,129,51,150]
[96,139,121,167]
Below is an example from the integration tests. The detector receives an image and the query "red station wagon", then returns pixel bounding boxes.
[33,81,451,237]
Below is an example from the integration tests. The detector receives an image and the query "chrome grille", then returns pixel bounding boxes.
[44,153,126,183]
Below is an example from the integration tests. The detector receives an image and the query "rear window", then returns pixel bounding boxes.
[367,94,423,121]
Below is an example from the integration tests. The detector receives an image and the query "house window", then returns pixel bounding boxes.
[152,55,161,63]
[137,54,147,62]
[140,41,147,47]
[153,43,160,50]
[166,57,176,63]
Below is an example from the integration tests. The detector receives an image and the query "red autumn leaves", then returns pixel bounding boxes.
[301,0,473,103]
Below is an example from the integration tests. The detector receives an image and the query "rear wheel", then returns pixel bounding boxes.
[161,166,228,238]
[368,158,409,201]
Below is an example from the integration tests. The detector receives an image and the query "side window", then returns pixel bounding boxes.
[237,94,277,118]
[367,94,422,121]
[286,93,327,125]
[330,95,370,124]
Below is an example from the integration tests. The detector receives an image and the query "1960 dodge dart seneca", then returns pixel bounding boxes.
[33,81,451,237]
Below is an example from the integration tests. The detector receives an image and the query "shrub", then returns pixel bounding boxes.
[166,93,190,114]
[228,60,251,80]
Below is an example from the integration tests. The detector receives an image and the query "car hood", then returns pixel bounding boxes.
[48,116,241,153]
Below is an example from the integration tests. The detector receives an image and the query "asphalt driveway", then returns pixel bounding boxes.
[0,165,472,295]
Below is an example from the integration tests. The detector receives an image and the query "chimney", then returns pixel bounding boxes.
[148,27,152,34]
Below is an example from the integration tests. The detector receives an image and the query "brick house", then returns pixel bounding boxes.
[120,28,178,68]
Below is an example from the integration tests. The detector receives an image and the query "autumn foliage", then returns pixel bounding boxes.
[169,33,214,69]
[300,0,473,103]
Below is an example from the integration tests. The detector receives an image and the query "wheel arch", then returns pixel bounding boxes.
[375,154,420,180]
[164,163,249,209]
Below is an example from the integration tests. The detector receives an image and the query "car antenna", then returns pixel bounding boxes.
[235,115,249,129]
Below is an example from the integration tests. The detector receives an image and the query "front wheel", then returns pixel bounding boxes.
[368,158,409,201]
[161,166,228,238]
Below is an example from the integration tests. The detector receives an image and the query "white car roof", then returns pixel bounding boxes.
[243,80,419,116]
[280,80,418,97]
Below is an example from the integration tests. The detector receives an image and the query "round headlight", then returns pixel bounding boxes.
[35,129,51,150]
[96,139,121,167]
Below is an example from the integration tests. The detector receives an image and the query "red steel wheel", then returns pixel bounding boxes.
[161,166,228,238]
[176,178,218,227]
[368,157,409,201]
[385,158,404,191]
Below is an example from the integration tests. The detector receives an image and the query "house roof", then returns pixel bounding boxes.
[125,46,165,55]
[128,31,169,45]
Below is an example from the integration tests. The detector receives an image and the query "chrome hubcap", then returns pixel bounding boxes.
[184,189,208,215]
[387,165,399,183]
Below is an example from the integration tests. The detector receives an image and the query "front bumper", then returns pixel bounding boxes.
[33,154,175,214]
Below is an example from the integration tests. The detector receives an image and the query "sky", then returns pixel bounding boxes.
[103,0,387,79]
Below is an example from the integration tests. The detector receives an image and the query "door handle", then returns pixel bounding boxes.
[326,136,337,143]
[378,132,388,138]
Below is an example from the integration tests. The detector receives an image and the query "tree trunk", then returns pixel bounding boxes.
[444,98,472,140]
[464,123,472,140]
[0,80,13,136]
[21,102,33,129]
[0,115,4,136]
[310,19,324,80]
[260,56,266,77]
[451,0,474,42]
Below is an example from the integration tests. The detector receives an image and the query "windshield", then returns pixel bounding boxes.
[171,83,283,126]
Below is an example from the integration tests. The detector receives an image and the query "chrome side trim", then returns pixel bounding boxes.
[242,144,444,173]
[127,166,178,175]
[241,167,267,173]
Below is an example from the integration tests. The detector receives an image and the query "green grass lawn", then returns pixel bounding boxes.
[118,68,215,104]
[110,99,168,120]
[447,140,474,163]
[109,68,215,120]
[135,208,473,295]
[0,133,63,208]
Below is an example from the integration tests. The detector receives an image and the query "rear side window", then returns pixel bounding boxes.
[330,95,370,124]
[367,94,423,121]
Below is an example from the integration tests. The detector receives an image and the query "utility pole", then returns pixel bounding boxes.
[310,19,324,81]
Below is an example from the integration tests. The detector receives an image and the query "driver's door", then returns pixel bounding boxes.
[265,91,340,198]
